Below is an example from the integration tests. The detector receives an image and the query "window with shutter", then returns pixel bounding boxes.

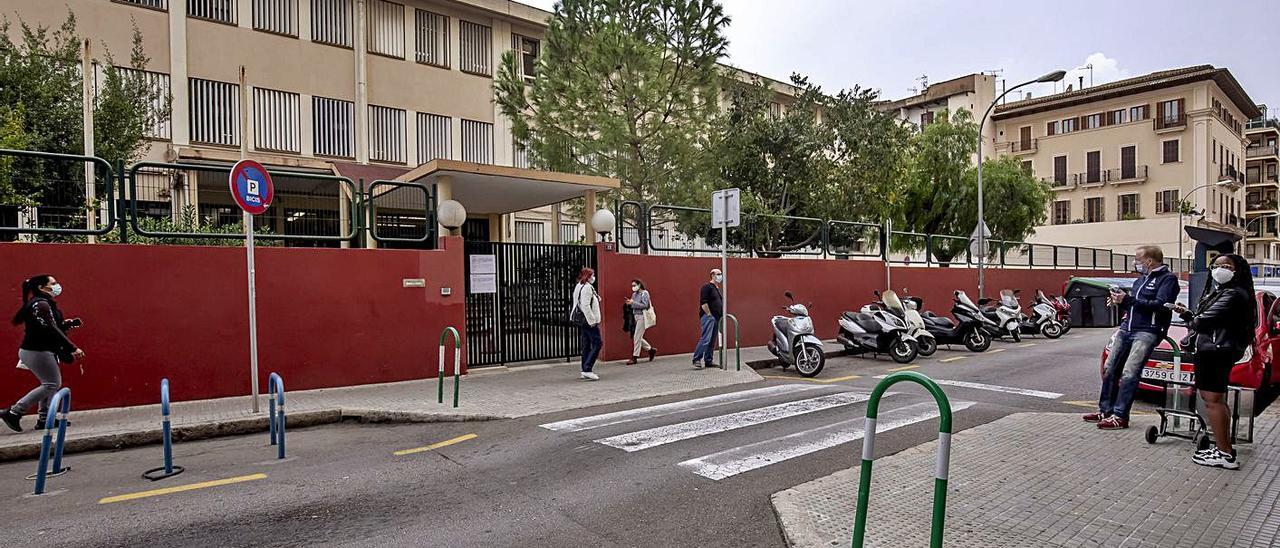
[1052,201,1070,225]
[367,0,405,58]
[459,21,493,76]
[188,0,237,24]
[1054,155,1067,184]
[368,105,406,163]
[1162,140,1179,163]
[253,87,300,153]
[416,112,451,162]
[1086,151,1100,183]
[461,119,493,163]
[119,0,169,9]
[1019,126,1031,148]
[253,0,297,36]
[311,0,353,47]
[313,96,355,158]
[415,10,449,67]
[189,78,240,146]
[1121,146,1136,179]
[1047,121,1057,136]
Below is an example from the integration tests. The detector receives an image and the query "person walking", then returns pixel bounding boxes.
[571,268,602,381]
[691,268,723,369]
[625,279,656,365]
[1173,253,1254,469]
[3,275,84,433]
[1085,245,1179,430]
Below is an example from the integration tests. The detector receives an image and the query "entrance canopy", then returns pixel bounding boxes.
[400,160,619,215]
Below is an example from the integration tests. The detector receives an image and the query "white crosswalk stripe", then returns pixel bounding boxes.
[873,375,1062,399]
[594,392,880,452]
[539,384,827,432]
[677,401,975,480]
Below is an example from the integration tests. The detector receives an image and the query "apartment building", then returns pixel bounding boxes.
[881,73,998,158]
[4,0,630,245]
[1244,106,1280,264]
[991,65,1259,261]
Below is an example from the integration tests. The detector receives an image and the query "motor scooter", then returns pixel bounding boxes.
[889,290,938,356]
[910,291,992,352]
[978,289,1024,342]
[1039,290,1073,335]
[838,290,918,364]
[1009,289,1064,339]
[766,291,826,377]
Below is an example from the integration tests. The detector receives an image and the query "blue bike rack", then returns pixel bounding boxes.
[268,372,285,459]
[142,379,185,481]
[31,387,71,495]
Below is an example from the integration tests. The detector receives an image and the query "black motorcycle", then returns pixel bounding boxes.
[910,291,993,353]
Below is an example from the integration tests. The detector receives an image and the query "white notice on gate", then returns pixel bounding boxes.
[469,254,498,294]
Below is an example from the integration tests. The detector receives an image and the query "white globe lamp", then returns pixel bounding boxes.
[438,200,467,236]
[591,209,616,242]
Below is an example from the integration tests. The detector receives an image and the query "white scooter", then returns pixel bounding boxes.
[767,291,826,377]
[863,290,936,357]
[978,289,1024,342]
[838,290,919,364]
[1015,289,1064,339]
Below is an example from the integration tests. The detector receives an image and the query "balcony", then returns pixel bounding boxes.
[1005,138,1037,155]
[1154,113,1186,133]
[1073,172,1105,188]
[1247,145,1279,160]
[1043,176,1072,190]
[1105,165,1148,185]
[1247,198,1278,214]
[1246,118,1280,132]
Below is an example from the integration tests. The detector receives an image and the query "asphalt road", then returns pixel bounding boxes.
[0,328,1183,547]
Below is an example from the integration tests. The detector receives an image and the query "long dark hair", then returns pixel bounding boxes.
[631,278,646,291]
[1211,254,1256,328]
[11,274,53,326]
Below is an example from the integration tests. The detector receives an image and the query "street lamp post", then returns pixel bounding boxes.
[976,69,1065,299]
[1177,177,1239,273]
[1239,213,1278,255]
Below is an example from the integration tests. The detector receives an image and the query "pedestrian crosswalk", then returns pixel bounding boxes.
[538,384,975,481]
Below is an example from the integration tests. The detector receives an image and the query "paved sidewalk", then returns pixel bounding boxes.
[773,411,1280,547]
[0,349,765,461]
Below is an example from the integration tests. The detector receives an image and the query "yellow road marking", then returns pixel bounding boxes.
[98,473,267,504]
[760,374,861,384]
[988,348,1006,353]
[394,433,478,456]
[886,365,919,372]
[1018,343,1037,348]
[939,356,968,363]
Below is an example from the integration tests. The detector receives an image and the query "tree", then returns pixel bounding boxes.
[494,0,729,204]
[898,108,1050,262]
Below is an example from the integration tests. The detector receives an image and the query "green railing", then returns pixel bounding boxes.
[438,327,462,408]
[719,313,742,371]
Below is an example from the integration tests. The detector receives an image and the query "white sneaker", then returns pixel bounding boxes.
[580,372,600,381]
[1192,447,1240,470]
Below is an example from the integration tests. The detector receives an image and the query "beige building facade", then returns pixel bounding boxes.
[882,73,998,158]
[991,66,1260,263]
[1244,108,1280,265]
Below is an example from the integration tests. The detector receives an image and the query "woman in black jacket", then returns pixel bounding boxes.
[2,275,84,433]
[1172,254,1254,470]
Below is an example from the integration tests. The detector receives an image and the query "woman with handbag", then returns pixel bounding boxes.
[571,268,602,380]
[1172,254,1254,470]
[625,278,657,365]
[3,274,85,433]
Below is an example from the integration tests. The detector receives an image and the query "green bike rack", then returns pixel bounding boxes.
[719,313,742,370]
[437,327,462,408]
[851,371,954,548]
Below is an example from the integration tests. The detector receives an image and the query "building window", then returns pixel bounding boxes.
[1121,145,1136,179]
[253,87,300,153]
[1053,155,1067,185]
[414,9,449,67]
[920,110,934,127]
[459,21,492,76]
[1083,113,1102,130]
[118,0,169,9]
[1084,197,1104,223]
[367,0,405,59]
[515,220,545,243]
[461,119,493,164]
[311,0,353,48]
[1156,189,1180,214]
[188,0,237,24]
[416,112,451,163]
[1118,194,1140,220]
[1086,150,1101,183]
[1109,109,1125,125]
[513,139,531,169]
[1247,244,1256,257]
[560,222,581,243]
[1061,118,1077,133]
[1046,120,1058,136]
[1052,200,1070,225]
[512,34,539,80]
[1157,98,1184,126]
[253,0,297,36]
[312,96,354,158]
[189,78,239,146]
[368,105,406,163]
[93,66,172,140]
[1021,160,1032,175]
[1129,105,1148,121]
[1162,139,1180,163]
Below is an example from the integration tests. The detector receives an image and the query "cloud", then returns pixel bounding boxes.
[1066,52,1130,89]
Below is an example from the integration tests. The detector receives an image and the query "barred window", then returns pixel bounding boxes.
[511,34,538,80]
[414,9,449,67]
[189,78,240,146]
[311,0,352,47]
[313,96,354,158]
[512,140,530,168]
[560,223,581,243]
[459,21,492,76]
[515,220,545,243]
[188,0,237,24]
[94,66,172,140]
[367,0,405,59]
[416,112,451,163]
[117,0,168,9]
[461,119,492,164]
[253,88,300,153]
[254,0,297,36]
[369,105,406,163]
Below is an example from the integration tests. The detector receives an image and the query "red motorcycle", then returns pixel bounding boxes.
[1036,289,1072,335]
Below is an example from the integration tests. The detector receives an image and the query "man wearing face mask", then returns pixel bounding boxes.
[691,269,724,369]
[1086,245,1180,430]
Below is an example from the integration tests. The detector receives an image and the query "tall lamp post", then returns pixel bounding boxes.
[1178,177,1239,272]
[1237,212,1276,255]
[976,69,1066,299]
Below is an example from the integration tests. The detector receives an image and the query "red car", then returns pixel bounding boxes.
[1099,285,1280,392]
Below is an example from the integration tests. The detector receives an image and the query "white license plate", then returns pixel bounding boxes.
[1142,363,1193,383]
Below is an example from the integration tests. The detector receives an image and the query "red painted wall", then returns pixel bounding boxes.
[0,238,466,410]
[596,247,1111,361]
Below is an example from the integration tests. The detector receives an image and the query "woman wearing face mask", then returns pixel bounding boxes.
[571,268,603,380]
[3,275,85,433]
[1171,254,1254,469]
[624,279,656,365]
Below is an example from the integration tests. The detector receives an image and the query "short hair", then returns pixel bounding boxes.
[1137,245,1164,263]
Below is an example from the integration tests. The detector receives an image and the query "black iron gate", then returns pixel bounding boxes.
[464,241,598,366]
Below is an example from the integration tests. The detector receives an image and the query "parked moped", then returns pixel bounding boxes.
[767,291,826,377]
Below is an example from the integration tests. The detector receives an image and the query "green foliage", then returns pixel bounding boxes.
[93,26,171,170]
[495,0,729,203]
[99,205,278,246]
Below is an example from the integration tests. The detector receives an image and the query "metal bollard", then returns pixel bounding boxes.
[142,379,185,480]
[851,371,954,548]
[32,387,72,495]
[438,327,461,408]
[719,314,742,370]
[268,373,285,459]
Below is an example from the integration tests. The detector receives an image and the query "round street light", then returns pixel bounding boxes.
[591,209,616,241]
[438,199,467,235]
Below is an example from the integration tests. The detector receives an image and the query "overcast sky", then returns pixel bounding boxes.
[520,0,1280,118]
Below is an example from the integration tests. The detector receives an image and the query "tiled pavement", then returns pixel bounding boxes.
[773,411,1280,547]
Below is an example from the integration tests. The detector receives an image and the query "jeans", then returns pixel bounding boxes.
[579,324,602,372]
[12,350,61,422]
[692,314,719,365]
[1098,330,1159,421]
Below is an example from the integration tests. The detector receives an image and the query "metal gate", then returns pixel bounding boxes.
[464,241,598,366]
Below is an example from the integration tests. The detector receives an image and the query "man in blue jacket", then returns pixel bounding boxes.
[1086,245,1180,430]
